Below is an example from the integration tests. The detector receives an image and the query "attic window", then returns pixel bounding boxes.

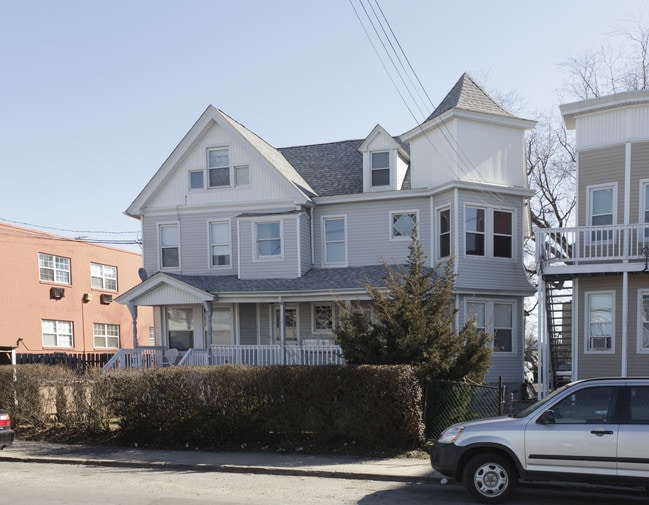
[371,152,390,186]
[208,148,230,187]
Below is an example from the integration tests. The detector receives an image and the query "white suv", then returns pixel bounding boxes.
[430,378,649,503]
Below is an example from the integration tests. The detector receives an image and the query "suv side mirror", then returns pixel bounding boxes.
[537,410,556,425]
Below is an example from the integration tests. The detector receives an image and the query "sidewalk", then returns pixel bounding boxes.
[0,440,441,483]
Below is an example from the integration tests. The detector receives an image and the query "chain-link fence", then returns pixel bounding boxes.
[422,380,504,439]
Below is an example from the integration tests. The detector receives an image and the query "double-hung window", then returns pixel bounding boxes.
[589,185,615,241]
[371,151,390,187]
[639,290,649,352]
[256,221,281,258]
[208,148,230,188]
[439,208,450,258]
[39,253,70,284]
[91,263,117,291]
[160,224,179,268]
[493,211,513,258]
[642,181,649,238]
[466,299,515,353]
[586,291,614,352]
[212,307,233,345]
[466,207,485,256]
[42,319,73,348]
[209,221,231,267]
[93,323,119,348]
[323,216,346,265]
[391,211,417,239]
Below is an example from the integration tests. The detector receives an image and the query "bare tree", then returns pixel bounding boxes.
[559,13,649,99]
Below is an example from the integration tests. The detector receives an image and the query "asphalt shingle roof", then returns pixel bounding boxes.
[427,72,513,121]
[167,265,392,295]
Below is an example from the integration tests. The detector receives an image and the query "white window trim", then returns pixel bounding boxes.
[211,305,234,345]
[253,218,284,262]
[637,289,649,354]
[42,319,74,348]
[208,219,232,269]
[389,210,419,241]
[584,290,615,354]
[270,304,299,343]
[38,252,71,285]
[586,183,617,244]
[464,298,517,354]
[322,215,348,267]
[436,206,451,260]
[207,146,231,189]
[640,179,649,224]
[93,323,120,349]
[188,169,205,191]
[312,302,335,334]
[234,165,250,187]
[158,222,180,271]
[90,262,118,292]
[463,203,517,260]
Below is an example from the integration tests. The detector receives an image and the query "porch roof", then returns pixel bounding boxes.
[167,264,391,299]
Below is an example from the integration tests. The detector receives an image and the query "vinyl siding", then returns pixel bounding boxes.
[299,211,312,275]
[237,216,299,279]
[454,189,532,294]
[575,276,623,379]
[145,121,297,210]
[457,294,524,384]
[409,118,527,189]
[631,142,649,224]
[577,145,625,226]
[574,104,649,150]
[312,197,431,268]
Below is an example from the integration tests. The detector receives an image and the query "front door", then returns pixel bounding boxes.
[272,306,298,344]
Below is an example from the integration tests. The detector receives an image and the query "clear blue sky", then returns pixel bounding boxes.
[1,0,647,251]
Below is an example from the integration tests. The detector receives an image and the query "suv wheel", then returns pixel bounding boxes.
[463,452,516,504]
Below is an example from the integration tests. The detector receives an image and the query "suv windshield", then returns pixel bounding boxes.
[514,384,569,418]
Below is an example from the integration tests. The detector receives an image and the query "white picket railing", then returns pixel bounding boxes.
[536,223,649,272]
[104,344,344,371]
[209,344,345,366]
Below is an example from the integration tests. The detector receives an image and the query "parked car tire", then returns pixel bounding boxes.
[463,452,516,504]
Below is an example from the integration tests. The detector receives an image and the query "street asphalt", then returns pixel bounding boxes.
[0,440,442,483]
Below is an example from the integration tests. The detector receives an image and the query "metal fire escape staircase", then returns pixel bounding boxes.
[543,279,573,390]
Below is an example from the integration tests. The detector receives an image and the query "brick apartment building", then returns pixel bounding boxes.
[0,222,153,364]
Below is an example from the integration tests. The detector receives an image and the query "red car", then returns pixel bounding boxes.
[0,410,14,449]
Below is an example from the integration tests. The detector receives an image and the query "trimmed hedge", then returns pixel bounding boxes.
[0,364,424,452]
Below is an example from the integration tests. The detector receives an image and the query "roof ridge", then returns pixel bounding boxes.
[426,72,513,121]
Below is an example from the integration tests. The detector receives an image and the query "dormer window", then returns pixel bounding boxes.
[208,148,230,187]
[371,151,390,187]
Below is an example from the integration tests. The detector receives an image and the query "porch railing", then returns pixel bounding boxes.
[104,344,345,370]
[536,223,649,271]
[210,344,345,366]
[103,346,165,371]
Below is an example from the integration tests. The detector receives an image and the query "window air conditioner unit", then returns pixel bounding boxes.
[50,287,65,299]
[590,336,610,350]
[100,294,113,305]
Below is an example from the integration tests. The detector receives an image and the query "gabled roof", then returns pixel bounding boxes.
[126,106,317,218]
[426,72,513,121]
[279,135,410,197]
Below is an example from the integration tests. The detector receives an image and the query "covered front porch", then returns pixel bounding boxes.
[113,268,386,371]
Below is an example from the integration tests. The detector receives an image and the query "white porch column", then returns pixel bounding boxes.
[203,301,214,347]
[279,298,286,365]
[128,302,138,349]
